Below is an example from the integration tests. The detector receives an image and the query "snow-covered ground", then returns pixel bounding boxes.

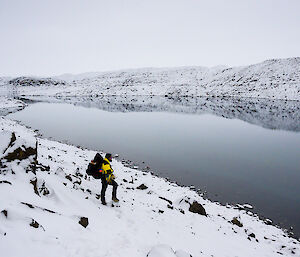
[1,100,300,257]
[0,97,26,116]
[1,57,300,101]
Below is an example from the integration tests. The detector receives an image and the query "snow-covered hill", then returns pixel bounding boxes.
[1,100,300,257]
[1,57,300,100]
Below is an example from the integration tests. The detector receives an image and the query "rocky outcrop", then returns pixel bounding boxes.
[79,217,89,228]
[189,201,207,216]
[4,146,36,162]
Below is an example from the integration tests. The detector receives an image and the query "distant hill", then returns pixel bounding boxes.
[1,57,299,100]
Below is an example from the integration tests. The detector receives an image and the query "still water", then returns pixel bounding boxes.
[8,101,300,237]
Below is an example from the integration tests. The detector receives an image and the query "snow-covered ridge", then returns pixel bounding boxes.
[1,57,300,100]
[1,115,300,257]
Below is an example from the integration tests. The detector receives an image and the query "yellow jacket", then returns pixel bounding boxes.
[101,158,115,183]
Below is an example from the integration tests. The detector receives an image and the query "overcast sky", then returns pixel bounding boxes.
[0,0,300,77]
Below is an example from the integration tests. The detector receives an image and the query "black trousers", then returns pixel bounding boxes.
[101,177,118,202]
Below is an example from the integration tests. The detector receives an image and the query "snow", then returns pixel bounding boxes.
[1,57,299,101]
[0,97,26,116]
[0,131,11,155]
[0,100,300,257]
[147,245,179,257]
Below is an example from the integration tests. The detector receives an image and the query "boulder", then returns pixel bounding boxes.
[4,145,36,162]
[1,210,8,218]
[189,201,207,216]
[79,217,89,228]
[137,184,148,190]
[30,219,40,228]
[231,217,243,227]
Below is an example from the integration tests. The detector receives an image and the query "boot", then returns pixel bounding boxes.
[112,197,119,203]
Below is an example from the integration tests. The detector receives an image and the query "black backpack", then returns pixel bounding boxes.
[86,153,104,179]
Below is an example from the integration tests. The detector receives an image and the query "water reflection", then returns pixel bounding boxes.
[20,95,300,132]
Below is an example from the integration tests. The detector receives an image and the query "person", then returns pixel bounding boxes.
[101,153,119,205]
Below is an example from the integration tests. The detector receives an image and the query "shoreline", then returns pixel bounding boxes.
[3,97,299,240]
[1,97,300,256]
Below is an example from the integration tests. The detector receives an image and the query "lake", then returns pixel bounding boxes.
[8,96,300,238]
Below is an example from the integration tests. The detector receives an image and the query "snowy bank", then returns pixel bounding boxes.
[0,97,26,116]
[0,104,299,256]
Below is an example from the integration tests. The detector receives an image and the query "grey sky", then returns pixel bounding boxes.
[0,0,299,77]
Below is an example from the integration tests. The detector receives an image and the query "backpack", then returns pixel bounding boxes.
[86,153,104,179]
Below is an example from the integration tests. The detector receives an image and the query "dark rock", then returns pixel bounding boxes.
[79,217,89,228]
[21,202,35,209]
[9,132,16,147]
[30,219,40,228]
[123,179,128,183]
[189,201,207,216]
[249,233,256,238]
[42,208,56,214]
[129,177,134,184]
[37,163,50,172]
[21,202,56,214]
[30,178,40,196]
[4,146,36,162]
[65,175,72,182]
[39,182,50,196]
[0,180,12,185]
[2,132,16,155]
[167,204,174,209]
[158,210,164,214]
[231,217,243,227]
[137,184,148,190]
[159,196,172,205]
[1,210,8,218]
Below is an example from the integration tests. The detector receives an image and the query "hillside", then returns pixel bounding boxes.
[1,58,300,101]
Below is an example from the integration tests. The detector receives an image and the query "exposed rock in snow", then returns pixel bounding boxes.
[231,217,244,227]
[188,201,207,216]
[137,183,148,190]
[78,217,89,228]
